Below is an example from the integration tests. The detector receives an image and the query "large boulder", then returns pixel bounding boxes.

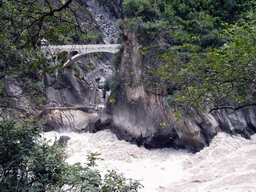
[43,109,99,132]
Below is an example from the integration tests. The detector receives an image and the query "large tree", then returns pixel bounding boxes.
[157,17,256,115]
[0,0,94,111]
[121,0,256,114]
[0,1,143,190]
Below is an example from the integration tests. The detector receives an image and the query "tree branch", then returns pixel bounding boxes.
[208,102,256,113]
[49,0,73,16]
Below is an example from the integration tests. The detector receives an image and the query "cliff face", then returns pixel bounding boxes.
[3,0,256,152]
[85,0,123,43]
[42,53,114,132]
[101,28,256,152]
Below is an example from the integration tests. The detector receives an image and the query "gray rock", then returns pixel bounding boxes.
[102,29,256,152]
[56,136,71,145]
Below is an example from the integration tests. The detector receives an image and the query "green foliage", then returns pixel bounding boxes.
[121,0,253,47]
[66,31,104,44]
[155,17,256,113]
[123,0,160,22]
[136,21,161,45]
[87,62,95,70]
[112,45,124,70]
[166,95,177,105]
[72,63,82,77]
[84,31,104,44]
[0,118,64,191]
[121,0,256,113]
[0,118,143,191]
[56,51,68,65]
[0,0,101,111]
[0,79,6,96]
[94,52,101,61]
[109,98,116,103]
[102,170,142,191]
[0,0,97,81]
[107,79,120,102]
[86,152,103,167]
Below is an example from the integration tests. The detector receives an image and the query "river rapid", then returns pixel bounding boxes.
[43,130,256,192]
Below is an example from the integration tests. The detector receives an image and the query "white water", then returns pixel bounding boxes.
[43,130,256,192]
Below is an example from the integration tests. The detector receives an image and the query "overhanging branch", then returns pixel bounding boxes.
[208,102,256,113]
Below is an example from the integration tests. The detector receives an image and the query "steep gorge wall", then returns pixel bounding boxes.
[101,28,256,152]
[4,0,256,152]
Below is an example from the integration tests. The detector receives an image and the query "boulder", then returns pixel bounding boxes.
[42,109,99,132]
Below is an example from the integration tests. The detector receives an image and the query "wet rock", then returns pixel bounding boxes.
[104,29,256,152]
[57,136,71,145]
[42,109,99,132]
[100,112,112,125]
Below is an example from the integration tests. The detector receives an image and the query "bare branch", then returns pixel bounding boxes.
[45,0,53,12]
[208,102,256,113]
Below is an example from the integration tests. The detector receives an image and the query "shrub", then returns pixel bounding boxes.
[0,118,143,191]
[87,62,95,70]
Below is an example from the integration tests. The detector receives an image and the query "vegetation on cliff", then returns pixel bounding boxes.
[0,0,142,191]
[0,0,103,111]
[120,0,256,116]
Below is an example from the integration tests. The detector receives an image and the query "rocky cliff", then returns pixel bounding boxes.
[99,26,256,152]
[3,0,256,152]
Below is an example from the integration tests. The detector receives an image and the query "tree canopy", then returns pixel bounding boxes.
[156,19,256,114]
[0,1,143,191]
[0,118,142,191]
[0,0,103,110]
[120,0,256,114]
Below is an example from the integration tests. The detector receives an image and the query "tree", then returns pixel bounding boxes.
[121,0,251,47]
[0,1,143,191]
[0,118,143,191]
[154,14,256,114]
[121,0,256,114]
[0,0,99,111]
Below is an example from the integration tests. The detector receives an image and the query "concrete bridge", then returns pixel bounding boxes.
[42,44,121,67]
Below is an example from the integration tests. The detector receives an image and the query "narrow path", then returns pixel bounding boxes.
[38,104,104,117]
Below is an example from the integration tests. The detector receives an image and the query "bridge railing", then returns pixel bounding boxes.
[41,44,122,67]
[43,44,121,51]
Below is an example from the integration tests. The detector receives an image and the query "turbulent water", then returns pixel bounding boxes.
[43,130,256,192]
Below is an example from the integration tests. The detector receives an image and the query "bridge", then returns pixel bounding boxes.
[42,44,121,67]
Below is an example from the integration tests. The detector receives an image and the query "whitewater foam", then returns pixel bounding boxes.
[43,130,256,191]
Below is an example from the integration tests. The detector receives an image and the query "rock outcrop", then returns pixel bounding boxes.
[85,0,123,43]
[43,109,99,132]
[41,53,113,132]
[98,28,256,152]
[4,0,256,152]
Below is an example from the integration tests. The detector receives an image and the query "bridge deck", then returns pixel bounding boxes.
[41,43,121,67]
[42,44,121,52]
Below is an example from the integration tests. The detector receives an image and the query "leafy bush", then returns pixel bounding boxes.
[0,118,143,192]
[87,62,95,70]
